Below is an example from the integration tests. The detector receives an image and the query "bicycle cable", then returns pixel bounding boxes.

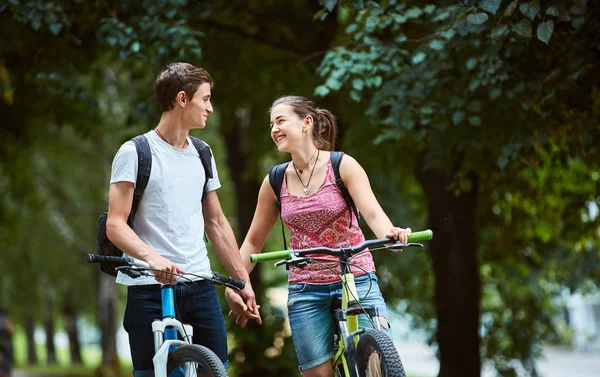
[308,258,378,330]
[124,267,203,343]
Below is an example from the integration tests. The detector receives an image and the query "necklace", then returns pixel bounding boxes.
[293,149,320,195]
[296,149,318,174]
[155,127,188,148]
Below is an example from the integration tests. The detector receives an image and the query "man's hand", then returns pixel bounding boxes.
[238,283,258,312]
[225,287,262,328]
[147,254,185,284]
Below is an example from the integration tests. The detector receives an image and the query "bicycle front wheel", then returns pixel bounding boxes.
[166,344,228,377]
[356,329,406,377]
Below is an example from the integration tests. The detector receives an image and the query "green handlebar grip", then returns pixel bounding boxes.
[250,249,291,263]
[408,229,433,242]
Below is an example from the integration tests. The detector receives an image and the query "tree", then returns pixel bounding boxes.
[1,1,348,374]
[315,0,600,376]
[0,0,208,370]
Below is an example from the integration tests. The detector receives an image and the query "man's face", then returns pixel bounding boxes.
[184,82,213,129]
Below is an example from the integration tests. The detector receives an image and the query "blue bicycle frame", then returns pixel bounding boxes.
[161,285,186,377]
[162,285,178,342]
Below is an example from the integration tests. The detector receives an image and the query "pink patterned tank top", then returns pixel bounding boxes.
[281,158,376,284]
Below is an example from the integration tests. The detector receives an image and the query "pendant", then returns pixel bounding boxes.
[303,187,309,195]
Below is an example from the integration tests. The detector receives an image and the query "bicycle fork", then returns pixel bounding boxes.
[151,285,194,377]
[335,273,386,377]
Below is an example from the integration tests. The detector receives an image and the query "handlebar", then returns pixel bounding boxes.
[250,229,433,263]
[213,271,246,290]
[86,254,246,290]
[87,254,134,266]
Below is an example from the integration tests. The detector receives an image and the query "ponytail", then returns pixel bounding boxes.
[314,108,337,151]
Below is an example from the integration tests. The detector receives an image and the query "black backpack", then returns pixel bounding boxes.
[95,134,214,276]
[268,151,359,249]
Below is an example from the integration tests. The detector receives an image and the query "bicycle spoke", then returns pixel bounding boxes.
[367,352,383,377]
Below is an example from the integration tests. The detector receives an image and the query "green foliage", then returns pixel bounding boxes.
[2,1,599,376]
[314,0,600,374]
[1,1,327,375]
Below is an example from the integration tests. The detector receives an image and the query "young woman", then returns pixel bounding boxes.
[226,95,411,377]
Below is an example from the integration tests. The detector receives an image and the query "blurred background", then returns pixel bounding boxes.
[0,1,599,376]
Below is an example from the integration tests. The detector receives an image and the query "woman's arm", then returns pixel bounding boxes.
[225,175,280,326]
[238,175,281,272]
[340,154,411,243]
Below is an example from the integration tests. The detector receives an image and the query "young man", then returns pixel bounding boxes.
[106,62,257,376]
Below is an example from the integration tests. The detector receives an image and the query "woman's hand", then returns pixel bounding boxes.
[386,227,412,245]
[225,287,262,327]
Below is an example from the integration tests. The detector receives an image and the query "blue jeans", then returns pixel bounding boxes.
[287,272,391,371]
[123,281,228,377]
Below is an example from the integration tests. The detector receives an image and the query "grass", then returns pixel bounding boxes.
[9,327,429,377]
[15,365,95,376]
[11,326,132,376]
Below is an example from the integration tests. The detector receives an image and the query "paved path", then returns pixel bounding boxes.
[12,344,600,377]
[396,342,600,377]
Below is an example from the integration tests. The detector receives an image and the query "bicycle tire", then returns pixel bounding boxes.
[334,362,346,377]
[166,344,228,377]
[333,333,346,377]
[355,329,406,377]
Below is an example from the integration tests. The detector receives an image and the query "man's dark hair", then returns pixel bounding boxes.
[155,62,213,112]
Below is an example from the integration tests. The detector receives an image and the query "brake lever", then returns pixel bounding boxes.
[274,255,310,268]
[274,260,287,268]
[116,266,151,279]
[387,242,424,251]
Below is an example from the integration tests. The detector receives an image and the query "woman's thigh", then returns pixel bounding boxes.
[287,283,336,372]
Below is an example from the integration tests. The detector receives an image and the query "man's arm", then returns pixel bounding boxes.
[106,181,184,283]
[203,190,257,313]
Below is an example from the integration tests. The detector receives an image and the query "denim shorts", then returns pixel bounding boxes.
[123,281,228,377]
[287,272,391,371]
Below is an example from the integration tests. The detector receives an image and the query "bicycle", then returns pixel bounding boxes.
[250,229,433,377]
[87,254,246,377]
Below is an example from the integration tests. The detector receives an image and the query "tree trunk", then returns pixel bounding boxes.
[23,315,38,365]
[415,152,481,377]
[218,107,270,377]
[220,106,263,295]
[43,312,57,365]
[220,106,262,250]
[63,294,83,364]
[97,272,119,367]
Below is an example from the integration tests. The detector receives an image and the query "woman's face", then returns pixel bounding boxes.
[270,103,310,152]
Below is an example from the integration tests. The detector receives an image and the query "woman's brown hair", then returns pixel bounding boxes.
[270,96,338,151]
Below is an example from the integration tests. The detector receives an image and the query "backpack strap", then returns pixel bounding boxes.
[330,151,359,229]
[189,136,214,202]
[269,161,290,250]
[129,135,152,226]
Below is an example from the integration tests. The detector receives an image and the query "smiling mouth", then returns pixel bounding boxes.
[275,135,286,143]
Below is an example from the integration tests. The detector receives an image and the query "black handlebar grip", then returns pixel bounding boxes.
[87,254,131,266]
[213,271,246,290]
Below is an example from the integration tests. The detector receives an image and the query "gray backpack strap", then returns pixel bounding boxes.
[330,151,359,229]
[189,136,214,202]
[269,162,291,250]
[129,135,152,225]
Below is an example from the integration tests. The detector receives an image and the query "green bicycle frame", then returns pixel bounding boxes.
[333,272,359,377]
[333,257,385,377]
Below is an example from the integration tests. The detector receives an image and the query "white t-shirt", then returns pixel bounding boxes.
[110,130,221,285]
